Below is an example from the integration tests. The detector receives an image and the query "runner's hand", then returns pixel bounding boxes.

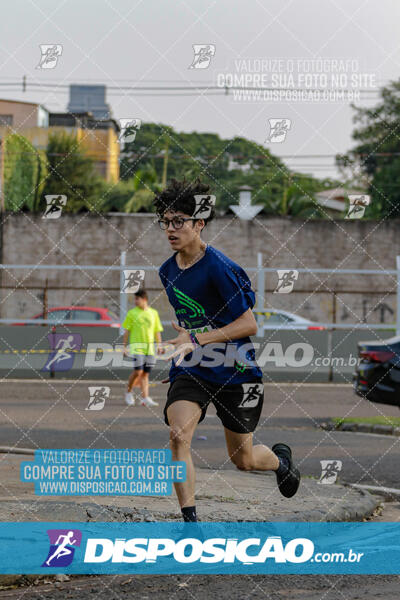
[164,322,196,366]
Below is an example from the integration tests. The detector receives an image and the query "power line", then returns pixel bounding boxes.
[0,79,382,95]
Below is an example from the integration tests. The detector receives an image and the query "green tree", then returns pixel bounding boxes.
[337,79,400,218]
[101,164,160,213]
[120,123,337,216]
[263,182,321,218]
[3,134,47,211]
[42,131,104,213]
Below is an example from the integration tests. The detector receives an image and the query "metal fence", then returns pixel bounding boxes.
[0,252,399,335]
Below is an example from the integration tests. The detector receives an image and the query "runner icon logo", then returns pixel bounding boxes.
[193,195,216,219]
[345,195,370,219]
[118,118,142,145]
[42,529,82,567]
[188,45,216,69]
[86,386,110,410]
[121,270,145,293]
[239,383,263,408]
[42,333,82,372]
[266,118,291,143]
[42,195,67,219]
[274,270,299,294]
[36,45,63,69]
[318,460,342,484]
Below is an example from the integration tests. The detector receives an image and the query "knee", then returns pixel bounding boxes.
[230,454,253,471]
[169,425,191,449]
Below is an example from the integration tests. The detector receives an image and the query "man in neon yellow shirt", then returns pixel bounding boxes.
[122,290,164,407]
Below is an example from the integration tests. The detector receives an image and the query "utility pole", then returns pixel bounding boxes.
[0,137,5,213]
[162,137,169,188]
[22,75,26,92]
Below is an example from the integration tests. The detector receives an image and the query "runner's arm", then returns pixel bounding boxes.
[123,330,130,352]
[155,330,164,354]
[196,308,257,345]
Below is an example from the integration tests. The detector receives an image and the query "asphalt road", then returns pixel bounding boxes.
[1,380,399,488]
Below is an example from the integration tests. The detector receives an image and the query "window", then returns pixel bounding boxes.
[70,309,100,322]
[264,312,294,325]
[107,309,119,320]
[38,310,70,322]
[0,115,13,126]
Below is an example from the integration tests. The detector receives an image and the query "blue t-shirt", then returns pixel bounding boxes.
[159,245,262,385]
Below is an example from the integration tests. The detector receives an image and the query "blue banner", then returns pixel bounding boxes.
[20,449,186,496]
[0,522,399,574]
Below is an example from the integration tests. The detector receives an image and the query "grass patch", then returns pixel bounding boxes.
[333,416,400,427]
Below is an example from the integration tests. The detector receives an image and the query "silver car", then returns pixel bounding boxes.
[254,309,325,330]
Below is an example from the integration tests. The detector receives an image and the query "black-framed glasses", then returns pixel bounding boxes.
[158,217,195,230]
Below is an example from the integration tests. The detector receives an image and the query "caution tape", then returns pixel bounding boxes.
[0,348,124,354]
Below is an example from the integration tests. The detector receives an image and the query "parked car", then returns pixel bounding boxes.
[13,306,120,327]
[353,335,400,407]
[255,309,325,330]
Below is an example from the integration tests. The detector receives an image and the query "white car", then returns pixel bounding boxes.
[254,309,325,330]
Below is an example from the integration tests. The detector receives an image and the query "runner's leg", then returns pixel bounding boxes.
[140,371,149,398]
[166,401,201,508]
[128,369,143,392]
[224,428,301,498]
[224,429,279,470]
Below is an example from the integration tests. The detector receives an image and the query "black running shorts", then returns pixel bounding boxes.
[129,354,155,373]
[164,374,264,434]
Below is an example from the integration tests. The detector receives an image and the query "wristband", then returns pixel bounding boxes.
[189,332,200,346]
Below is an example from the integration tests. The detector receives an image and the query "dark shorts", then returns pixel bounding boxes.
[130,354,155,373]
[164,374,264,434]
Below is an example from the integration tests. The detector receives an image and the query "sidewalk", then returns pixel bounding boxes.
[0,452,379,523]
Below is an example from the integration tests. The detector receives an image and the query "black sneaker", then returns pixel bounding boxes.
[272,443,301,498]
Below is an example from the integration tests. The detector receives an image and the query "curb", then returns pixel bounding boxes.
[286,485,380,523]
[348,483,400,501]
[319,419,400,436]
[0,446,35,455]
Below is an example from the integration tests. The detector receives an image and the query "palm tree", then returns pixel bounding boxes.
[265,182,321,218]
[124,165,161,213]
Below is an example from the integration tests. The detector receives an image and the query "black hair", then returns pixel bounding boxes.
[153,177,215,226]
[135,289,148,300]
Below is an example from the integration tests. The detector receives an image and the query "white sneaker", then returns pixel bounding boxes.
[141,396,159,407]
[125,392,135,406]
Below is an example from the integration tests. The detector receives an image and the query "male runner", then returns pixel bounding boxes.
[155,178,301,523]
[123,290,163,407]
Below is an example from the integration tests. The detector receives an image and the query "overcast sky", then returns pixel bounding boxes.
[2,0,400,180]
